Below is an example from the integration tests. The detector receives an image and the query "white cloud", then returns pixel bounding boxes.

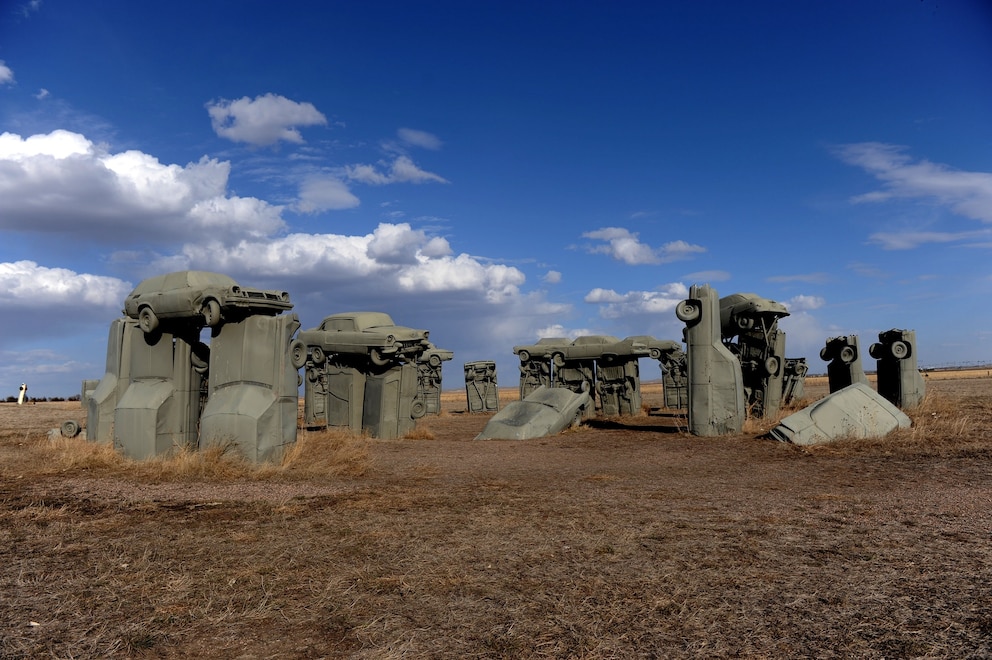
[766,272,830,284]
[345,155,448,185]
[582,227,705,265]
[533,324,597,341]
[867,229,992,250]
[34,88,49,100]
[0,261,131,309]
[542,270,562,284]
[398,128,442,150]
[367,223,451,265]
[786,294,825,312]
[0,130,285,243]
[584,283,689,319]
[296,175,360,212]
[206,93,328,146]
[835,142,992,223]
[0,61,14,85]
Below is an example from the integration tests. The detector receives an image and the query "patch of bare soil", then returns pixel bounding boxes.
[1,379,991,658]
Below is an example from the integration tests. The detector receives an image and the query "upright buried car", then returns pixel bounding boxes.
[124,271,292,334]
[294,312,431,367]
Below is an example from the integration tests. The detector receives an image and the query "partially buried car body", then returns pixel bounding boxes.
[475,385,592,440]
[123,270,292,333]
[296,312,431,367]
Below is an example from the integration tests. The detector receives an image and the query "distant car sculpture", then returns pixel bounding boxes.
[820,335,869,392]
[869,328,926,409]
[295,312,431,367]
[124,270,292,334]
[415,343,454,416]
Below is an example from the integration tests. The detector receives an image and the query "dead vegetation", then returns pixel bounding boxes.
[1,377,991,657]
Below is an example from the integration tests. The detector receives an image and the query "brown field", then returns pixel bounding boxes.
[2,374,991,658]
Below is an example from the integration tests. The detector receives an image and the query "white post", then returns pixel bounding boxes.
[17,383,27,405]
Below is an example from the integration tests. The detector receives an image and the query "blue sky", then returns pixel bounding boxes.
[1,1,991,396]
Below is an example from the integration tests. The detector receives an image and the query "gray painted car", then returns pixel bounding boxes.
[475,384,591,440]
[124,270,292,333]
[296,312,431,367]
[769,383,911,446]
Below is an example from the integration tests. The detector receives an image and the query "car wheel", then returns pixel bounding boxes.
[517,349,530,363]
[736,316,754,331]
[411,400,427,418]
[191,351,209,374]
[429,354,442,368]
[552,353,566,368]
[839,346,856,364]
[819,346,831,361]
[138,307,159,334]
[311,346,326,366]
[370,348,391,366]
[868,343,883,360]
[202,299,222,327]
[290,340,308,369]
[764,356,780,376]
[675,300,700,323]
[890,341,909,360]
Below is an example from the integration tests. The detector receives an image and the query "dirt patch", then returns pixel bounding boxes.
[1,378,991,657]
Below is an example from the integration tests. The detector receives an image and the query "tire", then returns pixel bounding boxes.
[736,316,754,331]
[191,352,209,375]
[890,341,909,360]
[675,300,700,323]
[517,350,531,363]
[839,346,856,364]
[819,346,831,361]
[138,307,159,334]
[411,400,427,419]
[370,348,391,367]
[552,353,566,368]
[298,373,303,387]
[429,354,442,368]
[868,343,883,360]
[764,356,780,376]
[202,299,222,327]
[307,367,319,382]
[290,340,308,369]
[311,346,326,366]
[60,420,81,438]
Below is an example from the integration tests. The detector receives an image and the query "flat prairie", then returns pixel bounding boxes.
[1,375,990,658]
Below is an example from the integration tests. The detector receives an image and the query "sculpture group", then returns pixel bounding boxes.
[80,271,925,462]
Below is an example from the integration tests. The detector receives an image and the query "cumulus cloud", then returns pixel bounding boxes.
[0,61,13,85]
[296,175,360,212]
[206,93,328,146]
[0,261,131,309]
[345,155,448,185]
[398,128,442,150]
[149,222,518,301]
[583,283,689,319]
[543,270,562,284]
[0,130,285,243]
[786,294,825,312]
[583,227,705,265]
[835,142,992,223]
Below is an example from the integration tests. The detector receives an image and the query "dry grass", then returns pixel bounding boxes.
[1,378,991,658]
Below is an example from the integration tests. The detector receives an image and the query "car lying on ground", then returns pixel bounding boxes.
[124,270,292,334]
[293,312,431,367]
[475,384,592,440]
